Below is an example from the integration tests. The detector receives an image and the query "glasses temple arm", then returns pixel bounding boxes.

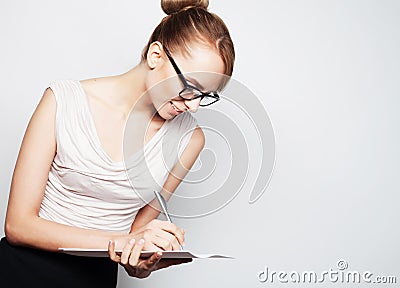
[163,46,190,87]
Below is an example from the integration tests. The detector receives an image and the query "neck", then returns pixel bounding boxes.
[117,63,158,119]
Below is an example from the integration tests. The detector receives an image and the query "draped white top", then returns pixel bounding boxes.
[38,79,197,233]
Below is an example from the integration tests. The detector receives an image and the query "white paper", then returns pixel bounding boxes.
[58,248,234,259]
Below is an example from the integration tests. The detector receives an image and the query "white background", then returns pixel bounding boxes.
[1,1,399,287]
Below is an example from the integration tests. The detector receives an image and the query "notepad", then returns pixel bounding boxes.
[58,248,234,259]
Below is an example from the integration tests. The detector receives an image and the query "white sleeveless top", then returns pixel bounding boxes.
[38,79,198,233]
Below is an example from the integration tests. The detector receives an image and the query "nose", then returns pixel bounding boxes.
[184,97,201,112]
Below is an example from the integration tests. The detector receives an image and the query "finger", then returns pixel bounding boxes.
[143,241,164,252]
[108,240,120,263]
[141,251,163,271]
[153,221,185,246]
[128,238,145,266]
[140,231,163,252]
[120,238,136,265]
[154,230,181,251]
[149,234,172,251]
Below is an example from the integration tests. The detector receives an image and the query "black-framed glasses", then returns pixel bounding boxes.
[163,46,220,107]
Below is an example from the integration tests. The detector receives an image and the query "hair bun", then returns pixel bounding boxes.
[161,0,209,15]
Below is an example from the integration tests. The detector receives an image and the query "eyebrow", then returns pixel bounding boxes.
[185,76,205,91]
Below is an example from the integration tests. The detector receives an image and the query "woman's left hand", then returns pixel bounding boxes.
[108,237,192,278]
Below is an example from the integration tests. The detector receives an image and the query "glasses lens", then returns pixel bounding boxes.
[179,87,220,106]
[199,95,219,106]
[179,87,202,99]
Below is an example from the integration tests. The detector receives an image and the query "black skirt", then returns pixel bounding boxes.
[0,237,118,288]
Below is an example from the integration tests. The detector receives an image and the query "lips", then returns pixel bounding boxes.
[170,101,184,115]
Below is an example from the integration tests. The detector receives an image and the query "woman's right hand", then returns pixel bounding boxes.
[108,237,192,279]
[131,219,185,251]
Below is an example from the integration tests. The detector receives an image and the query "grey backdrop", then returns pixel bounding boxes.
[1,1,399,287]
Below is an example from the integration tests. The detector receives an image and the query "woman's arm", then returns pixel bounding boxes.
[4,87,128,252]
[109,125,207,276]
[130,125,205,232]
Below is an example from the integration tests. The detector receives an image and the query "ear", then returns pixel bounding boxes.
[146,41,165,69]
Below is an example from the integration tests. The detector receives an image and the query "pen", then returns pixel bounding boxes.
[153,190,184,250]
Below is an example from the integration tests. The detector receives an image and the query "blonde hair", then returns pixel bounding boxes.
[141,0,235,91]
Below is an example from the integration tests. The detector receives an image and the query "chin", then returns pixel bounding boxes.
[158,109,176,120]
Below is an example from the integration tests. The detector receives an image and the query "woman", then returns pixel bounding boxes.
[0,0,235,286]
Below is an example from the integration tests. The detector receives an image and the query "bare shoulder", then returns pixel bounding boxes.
[78,76,120,100]
[190,125,205,149]
[169,124,204,174]
[79,75,115,89]
[42,86,56,101]
[34,86,57,120]
[183,112,205,148]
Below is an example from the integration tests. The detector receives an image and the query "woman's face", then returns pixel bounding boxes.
[145,43,225,120]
